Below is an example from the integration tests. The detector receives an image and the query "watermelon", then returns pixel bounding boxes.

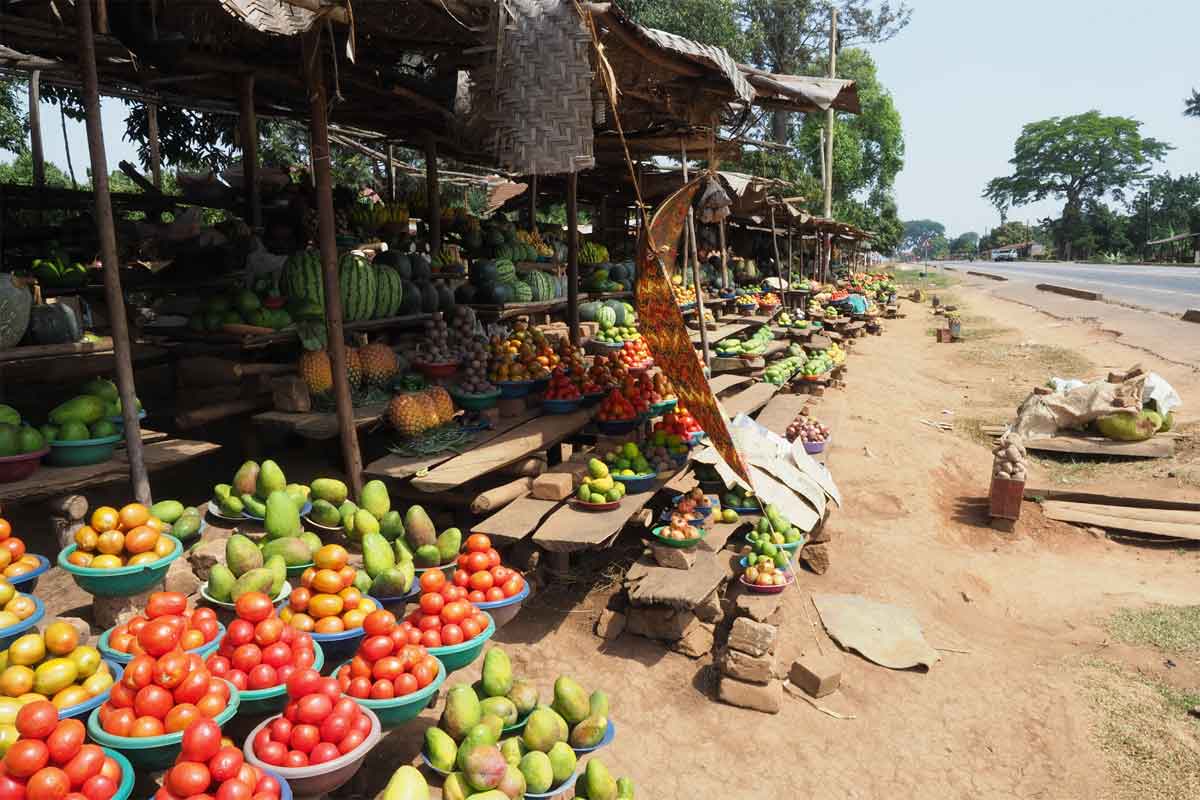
[495,260,516,283]
[282,249,324,307]
[399,279,422,315]
[373,266,404,319]
[596,305,617,330]
[529,271,556,301]
[411,254,432,281]
[418,282,438,313]
[512,281,533,302]
[338,252,377,322]
[579,301,601,321]
[435,282,455,313]
[605,299,627,326]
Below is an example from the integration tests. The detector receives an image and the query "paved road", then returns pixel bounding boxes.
[941,260,1200,315]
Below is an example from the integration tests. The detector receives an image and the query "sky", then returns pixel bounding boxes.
[869,0,1200,237]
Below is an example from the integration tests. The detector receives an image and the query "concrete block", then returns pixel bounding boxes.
[594,609,625,641]
[717,676,781,714]
[719,648,774,684]
[94,590,159,630]
[727,617,776,657]
[531,473,574,501]
[164,558,201,597]
[694,590,724,625]
[789,651,842,698]
[187,534,232,583]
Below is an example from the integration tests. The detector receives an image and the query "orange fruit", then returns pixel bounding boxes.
[43,621,79,656]
[90,507,119,533]
[311,569,344,595]
[337,565,356,587]
[123,526,158,555]
[0,519,10,539]
[313,545,349,571]
[152,535,173,557]
[96,531,124,556]
[356,597,376,614]
[0,666,34,696]
[74,526,98,552]
[66,551,92,568]
[117,503,150,531]
[307,593,344,619]
[3,563,32,577]
[313,616,345,634]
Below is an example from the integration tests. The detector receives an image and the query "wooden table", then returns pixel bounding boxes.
[362,409,539,483]
[252,402,389,441]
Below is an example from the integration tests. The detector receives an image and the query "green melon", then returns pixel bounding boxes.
[338,252,377,322]
[374,266,404,319]
[281,249,324,307]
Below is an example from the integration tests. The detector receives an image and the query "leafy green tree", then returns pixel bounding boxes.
[901,219,944,252]
[978,221,1041,252]
[949,232,978,254]
[622,0,749,58]
[0,152,71,187]
[1125,172,1200,253]
[0,79,27,155]
[984,111,1170,259]
[1185,89,1200,119]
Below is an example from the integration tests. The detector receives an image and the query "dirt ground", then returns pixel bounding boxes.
[15,274,1200,799]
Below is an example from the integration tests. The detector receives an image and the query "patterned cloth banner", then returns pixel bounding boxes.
[635,176,751,485]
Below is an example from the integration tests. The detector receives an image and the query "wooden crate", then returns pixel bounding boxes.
[989,476,1025,520]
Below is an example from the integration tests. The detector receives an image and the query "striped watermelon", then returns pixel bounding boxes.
[282,249,324,307]
[512,281,533,302]
[495,259,516,283]
[528,271,555,301]
[338,251,377,322]
[374,266,404,319]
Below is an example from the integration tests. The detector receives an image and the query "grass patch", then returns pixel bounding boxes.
[1028,454,1107,484]
[1107,606,1200,653]
[954,416,996,448]
[1082,659,1200,800]
[891,267,956,289]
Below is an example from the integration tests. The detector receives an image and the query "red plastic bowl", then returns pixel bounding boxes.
[415,361,459,379]
[0,449,49,483]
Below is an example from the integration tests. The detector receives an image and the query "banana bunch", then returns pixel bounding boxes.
[349,202,409,232]
[580,241,610,265]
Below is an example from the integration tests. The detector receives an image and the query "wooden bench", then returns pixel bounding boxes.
[252,402,389,441]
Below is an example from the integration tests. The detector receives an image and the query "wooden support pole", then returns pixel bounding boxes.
[787,221,794,284]
[718,217,729,290]
[823,7,837,219]
[28,72,44,190]
[304,33,364,497]
[76,0,150,504]
[529,173,538,230]
[425,133,441,256]
[385,143,395,203]
[237,75,261,231]
[60,104,77,190]
[769,206,785,288]
[566,171,580,345]
[146,103,161,189]
[681,143,708,367]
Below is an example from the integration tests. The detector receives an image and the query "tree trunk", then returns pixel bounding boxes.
[771,111,790,144]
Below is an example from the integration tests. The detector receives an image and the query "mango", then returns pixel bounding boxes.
[310,477,349,506]
[425,727,458,772]
[617,776,635,799]
[464,792,508,800]
[264,490,301,540]
[519,751,554,793]
[480,714,504,742]
[481,648,513,698]
[479,696,517,727]
[58,421,89,442]
[569,715,607,749]
[362,532,395,579]
[496,764,526,800]
[256,459,287,499]
[380,765,430,800]
[394,538,413,563]
[404,505,437,549]
[264,554,287,596]
[285,485,308,511]
[232,460,260,497]
[456,723,497,771]
[240,493,267,518]
[351,509,379,542]
[300,532,323,556]
[339,500,359,528]
[508,680,538,716]
[225,534,263,577]
[261,537,310,567]
[436,527,462,565]
[462,745,506,792]
[219,493,244,517]
[171,511,201,540]
[380,510,405,541]
[310,499,342,528]
[551,676,589,726]
[213,484,232,503]
[441,773,470,800]
[370,563,414,598]
[149,500,184,524]
[89,419,117,438]
[207,564,236,601]
[231,567,274,600]
[589,689,609,718]
[80,378,119,402]
[360,479,391,518]
[546,741,576,786]
[441,684,482,741]
[521,707,566,753]
[582,759,617,800]
[49,395,105,426]
[353,569,373,595]
[499,737,525,766]
[413,545,441,568]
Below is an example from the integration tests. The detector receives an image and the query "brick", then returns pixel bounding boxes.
[800,542,830,574]
[719,648,774,684]
[789,651,842,698]
[727,617,776,657]
[531,473,574,501]
[626,606,695,641]
[594,609,625,641]
[717,676,781,714]
[650,544,696,570]
[670,620,714,659]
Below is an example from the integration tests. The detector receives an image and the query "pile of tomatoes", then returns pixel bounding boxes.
[595,388,638,423]
[544,368,582,401]
[251,668,373,768]
[155,719,282,800]
[96,645,230,737]
[205,592,318,693]
[67,504,175,570]
[405,570,491,649]
[618,339,653,370]
[0,519,39,582]
[0,701,125,800]
[453,534,525,604]
[333,609,441,700]
[106,592,221,657]
[654,406,702,439]
[286,545,377,634]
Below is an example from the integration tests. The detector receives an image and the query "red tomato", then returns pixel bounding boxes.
[16,701,59,739]
[226,619,255,647]
[26,766,70,800]
[502,575,525,597]
[406,627,422,645]
[174,669,212,706]
[285,668,322,700]
[485,549,501,569]
[337,729,366,755]
[208,746,244,783]
[457,553,471,570]
[193,606,217,624]
[254,740,286,767]
[167,762,210,797]
[261,642,292,669]
[62,745,105,788]
[5,740,49,778]
[134,685,173,719]
[234,593,273,623]
[418,593,444,616]
[453,569,470,588]
[194,618,219,642]
[308,742,340,766]
[361,610,396,637]
[0,775,25,800]
[347,677,371,698]
[465,552,489,574]
[371,657,404,682]
[215,779,253,800]
[254,772,281,796]
[318,712,350,744]
[100,708,135,737]
[276,664,296,685]
[137,620,181,657]
[227,670,248,691]
[468,571,494,592]
[196,692,228,719]
[467,590,486,604]
[122,655,155,691]
[295,694,332,725]
[289,724,319,754]
[254,619,284,648]
[461,618,482,641]
[46,719,85,764]
[418,570,445,594]
[231,644,262,673]
[466,533,491,553]
[268,717,292,744]
[417,615,441,632]
[154,650,190,690]
[283,751,308,768]
[247,664,278,691]
[316,677,341,698]
[146,592,188,619]
[164,704,200,733]
[394,673,418,696]
[420,628,442,648]
[485,587,505,602]
[491,566,511,583]
[130,716,165,738]
[293,649,315,670]
[369,680,394,700]
[351,713,371,734]
[207,656,231,677]
[440,624,464,646]
[360,635,394,663]
[81,774,118,800]
[98,758,121,784]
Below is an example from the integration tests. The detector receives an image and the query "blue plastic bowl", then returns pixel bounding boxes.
[0,593,43,651]
[108,409,147,430]
[671,494,713,519]
[369,584,421,617]
[596,418,641,436]
[58,536,182,597]
[7,553,50,593]
[526,769,581,799]
[262,769,294,800]
[335,656,445,729]
[541,397,582,414]
[428,613,494,674]
[98,620,226,664]
[87,679,240,769]
[102,747,136,800]
[59,659,123,722]
[235,640,325,716]
[310,626,365,663]
[571,718,616,756]
[473,581,530,629]
[612,472,656,493]
[687,431,706,446]
[727,503,762,515]
[497,380,536,398]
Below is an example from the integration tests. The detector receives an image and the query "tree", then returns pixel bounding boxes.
[901,219,944,252]
[0,79,27,155]
[1185,89,1200,119]
[0,152,70,187]
[1125,172,1200,254]
[949,231,979,254]
[622,0,748,58]
[978,221,1041,253]
[984,111,1171,259]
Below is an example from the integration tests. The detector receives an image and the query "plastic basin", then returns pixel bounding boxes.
[473,582,530,629]
[0,449,48,483]
[369,584,420,617]
[206,501,245,522]
[59,659,123,721]
[450,387,500,411]
[285,560,314,579]
[199,581,292,613]
[58,536,182,597]
[88,680,240,769]
[648,399,677,416]
[571,718,616,756]
[496,380,536,398]
[649,525,706,549]
[541,397,581,414]
[108,409,147,429]
[744,532,803,555]
[102,747,136,800]
[46,434,121,467]
[310,626,364,663]
[428,613,494,673]
[335,657,445,728]
[244,706,381,800]
[236,641,325,717]
[612,473,656,493]
[525,769,581,799]
[0,594,44,650]
[98,621,225,664]
[803,439,826,454]
[727,503,762,515]
[596,418,640,436]
[6,553,49,593]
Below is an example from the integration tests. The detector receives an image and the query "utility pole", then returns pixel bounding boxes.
[823,6,837,219]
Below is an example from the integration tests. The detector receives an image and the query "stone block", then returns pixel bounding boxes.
[531,473,574,501]
[727,617,776,657]
[626,605,696,642]
[165,558,201,597]
[93,589,159,629]
[670,620,714,659]
[694,590,723,625]
[733,587,783,623]
[717,676,781,714]
[649,544,696,570]
[800,542,830,574]
[789,651,842,698]
[187,534,231,583]
[719,648,774,684]
[594,609,625,641]
[809,524,832,544]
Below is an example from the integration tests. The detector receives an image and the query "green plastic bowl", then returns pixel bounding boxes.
[427,613,494,674]
[333,656,445,728]
[102,747,136,800]
[199,580,292,611]
[649,525,707,549]
[57,536,182,597]
[450,386,501,411]
[235,640,325,716]
[285,560,314,579]
[86,679,240,769]
[46,434,121,467]
[97,621,225,664]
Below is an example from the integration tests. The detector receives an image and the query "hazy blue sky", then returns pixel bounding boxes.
[870,0,1200,237]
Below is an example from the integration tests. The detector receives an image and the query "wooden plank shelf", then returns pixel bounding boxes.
[252,402,389,441]
[145,313,433,349]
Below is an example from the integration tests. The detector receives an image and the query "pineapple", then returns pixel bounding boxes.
[298,350,332,396]
[345,347,363,390]
[358,343,398,387]
[386,393,423,437]
[426,386,454,425]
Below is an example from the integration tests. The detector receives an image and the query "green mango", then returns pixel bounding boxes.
[479,696,517,727]
[256,459,287,499]
[354,510,381,541]
[381,765,433,800]
[551,676,589,726]
[207,564,236,602]
[80,378,119,402]
[497,764,526,799]
[460,744,506,791]
[582,759,618,800]
[518,751,554,793]
[0,424,18,456]
[462,791,507,800]
[89,420,116,439]
[49,395,106,426]
[394,538,413,563]
[479,713,503,743]
[339,500,358,532]
[0,404,20,426]
[299,532,322,556]
[261,537,311,567]
[441,772,470,800]
[546,741,576,786]
[413,545,442,568]
[309,499,342,528]
[404,505,437,549]
[285,485,308,511]
[310,477,348,506]
[369,564,414,598]
[568,715,607,748]
[436,527,463,566]
[617,776,635,799]
[481,648,512,698]
[16,426,44,454]
[225,533,263,577]
[424,727,458,772]
[359,479,391,519]
[507,680,538,716]
[264,490,301,539]
[230,567,274,600]
[362,532,395,579]
[232,461,260,497]
[170,511,201,540]
[440,684,482,741]
[219,494,245,516]
[57,421,89,442]
[264,554,287,596]
[353,569,372,595]
[212,484,232,503]
[521,707,566,753]
[240,493,268,519]
[149,500,184,524]
[38,424,58,444]
[456,724,498,771]
[588,690,609,719]
[379,510,405,541]
[499,737,525,767]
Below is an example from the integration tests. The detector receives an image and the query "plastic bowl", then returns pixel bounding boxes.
[244,706,381,799]
[612,473,656,493]
[419,751,451,778]
[526,769,581,799]
[541,397,582,414]
[46,434,121,467]
[649,525,706,549]
[727,503,762,515]
[450,387,501,411]
[571,718,616,756]
[803,439,826,454]
[6,553,50,592]
[0,594,44,650]
[413,561,457,584]
[738,571,795,594]
[98,621,225,665]
[415,361,460,380]
[473,582,530,629]
[101,747,136,800]
[244,500,312,521]
[59,659,124,722]
[0,449,49,483]
[596,418,640,436]
[108,409,147,429]
[428,612,494,673]
[744,532,804,555]
[206,501,246,522]
[648,399,677,416]
[502,708,532,735]
[369,584,421,617]
[285,560,314,579]
[496,380,536,398]
[199,580,292,611]
[335,656,445,728]
[236,641,326,716]
[310,626,364,663]
[88,680,240,769]
[582,391,606,407]
[58,536,182,597]
[671,494,713,518]
[686,431,705,446]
